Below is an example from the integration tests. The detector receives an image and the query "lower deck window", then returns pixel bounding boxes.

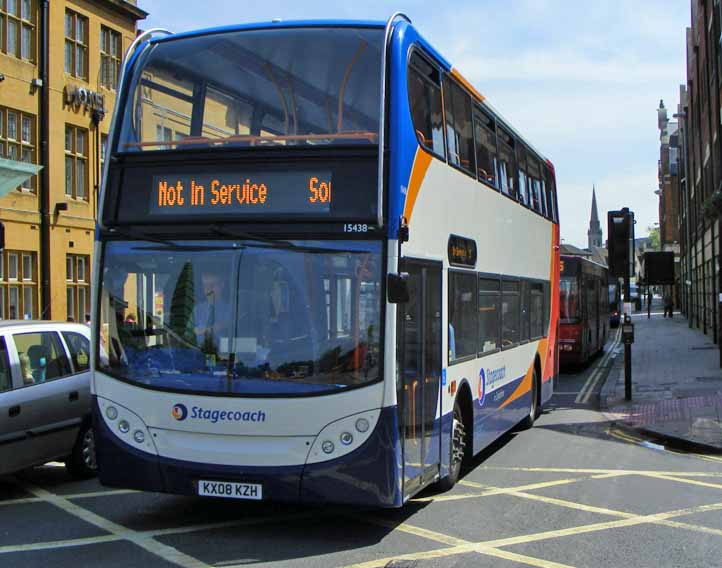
[449,271,477,361]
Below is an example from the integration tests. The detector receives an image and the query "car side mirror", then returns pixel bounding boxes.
[388,273,410,304]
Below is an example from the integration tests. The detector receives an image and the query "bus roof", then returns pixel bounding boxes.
[150,20,386,44]
[145,18,551,166]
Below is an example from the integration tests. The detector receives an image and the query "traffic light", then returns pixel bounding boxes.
[607,208,634,278]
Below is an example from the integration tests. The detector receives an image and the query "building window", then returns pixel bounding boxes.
[66,254,89,323]
[100,26,121,90]
[64,9,88,80]
[1,0,34,61]
[0,106,36,192]
[65,125,87,199]
[0,250,37,319]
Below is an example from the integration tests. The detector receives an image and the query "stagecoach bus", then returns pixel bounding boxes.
[559,255,609,367]
[92,15,560,507]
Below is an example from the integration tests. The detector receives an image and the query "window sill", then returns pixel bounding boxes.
[0,52,36,66]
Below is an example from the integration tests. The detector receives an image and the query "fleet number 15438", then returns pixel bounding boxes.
[343,224,369,233]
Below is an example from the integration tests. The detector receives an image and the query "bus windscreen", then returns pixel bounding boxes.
[98,239,383,396]
[117,27,383,152]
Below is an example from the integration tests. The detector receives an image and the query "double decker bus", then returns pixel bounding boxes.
[92,16,560,507]
[559,255,609,367]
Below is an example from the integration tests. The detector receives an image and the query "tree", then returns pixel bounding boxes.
[647,227,660,250]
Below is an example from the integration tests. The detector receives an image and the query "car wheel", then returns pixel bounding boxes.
[438,399,466,492]
[66,423,97,479]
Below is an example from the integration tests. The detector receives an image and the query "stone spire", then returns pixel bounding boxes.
[588,185,603,249]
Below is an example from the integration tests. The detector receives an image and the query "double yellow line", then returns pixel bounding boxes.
[575,328,622,404]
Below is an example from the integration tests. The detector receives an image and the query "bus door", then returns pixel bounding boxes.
[396,260,442,497]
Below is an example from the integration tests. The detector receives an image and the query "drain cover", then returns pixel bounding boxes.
[691,345,716,350]
[385,562,419,568]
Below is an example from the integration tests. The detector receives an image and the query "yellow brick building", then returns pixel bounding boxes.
[0,0,147,321]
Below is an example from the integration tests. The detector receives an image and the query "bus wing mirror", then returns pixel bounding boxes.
[388,273,410,304]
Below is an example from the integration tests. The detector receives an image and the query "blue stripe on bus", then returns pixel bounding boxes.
[387,21,451,240]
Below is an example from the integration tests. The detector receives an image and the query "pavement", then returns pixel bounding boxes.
[601,304,722,453]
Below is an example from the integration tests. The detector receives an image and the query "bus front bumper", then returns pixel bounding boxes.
[92,401,403,508]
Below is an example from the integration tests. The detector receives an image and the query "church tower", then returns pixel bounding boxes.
[588,186,603,249]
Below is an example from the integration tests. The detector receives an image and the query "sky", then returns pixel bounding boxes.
[140,0,689,248]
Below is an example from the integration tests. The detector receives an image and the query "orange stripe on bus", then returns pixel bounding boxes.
[450,68,485,103]
[403,148,433,223]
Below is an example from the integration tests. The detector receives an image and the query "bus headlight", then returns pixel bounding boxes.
[133,430,146,444]
[118,420,130,434]
[306,409,380,464]
[105,406,118,420]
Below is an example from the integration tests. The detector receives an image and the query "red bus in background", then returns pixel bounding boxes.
[559,255,609,367]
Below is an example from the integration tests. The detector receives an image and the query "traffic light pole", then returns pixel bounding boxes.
[623,276,632,401]
[609,208,635,401]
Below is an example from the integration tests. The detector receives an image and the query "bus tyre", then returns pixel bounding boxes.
[438,399,466,492]
[65,424,97,479]
[519,367,539,430]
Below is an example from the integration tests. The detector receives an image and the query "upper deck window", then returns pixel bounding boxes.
[118,27,383,152]
[407,52,445,157]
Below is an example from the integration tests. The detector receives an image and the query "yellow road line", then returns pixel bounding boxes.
[357,516,468,547]
[479,501,722,549]
[0,488,138,508]
[415,477,594,503]
[19,482,210,568]
[149,512,320,537]
[481,466,722,477]
[464,475,722,539]
[0,496,41,507]
[65,489,140,500]
[344,520,577,568]
[577,329,621,404]
[641,472,722,491]
[343,500,722,568]
[0,535,121,555]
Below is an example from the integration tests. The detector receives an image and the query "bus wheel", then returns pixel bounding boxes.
[519,366,539,430]
[438,399,466,491]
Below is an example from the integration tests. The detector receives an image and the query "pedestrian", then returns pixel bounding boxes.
[663,290,673,318]
[647,289,652,319]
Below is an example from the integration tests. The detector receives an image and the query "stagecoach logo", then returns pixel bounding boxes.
[171,404,267,424]
[478,368,486,407]
[172,404,188,421]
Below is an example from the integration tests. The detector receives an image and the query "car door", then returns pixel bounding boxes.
[60,329,92,422]
[0,333,28,476]
[6,329,79,471]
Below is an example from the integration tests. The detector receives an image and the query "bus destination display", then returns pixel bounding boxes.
[150,171,332,216]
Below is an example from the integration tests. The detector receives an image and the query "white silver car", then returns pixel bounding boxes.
[0,321,95,478]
